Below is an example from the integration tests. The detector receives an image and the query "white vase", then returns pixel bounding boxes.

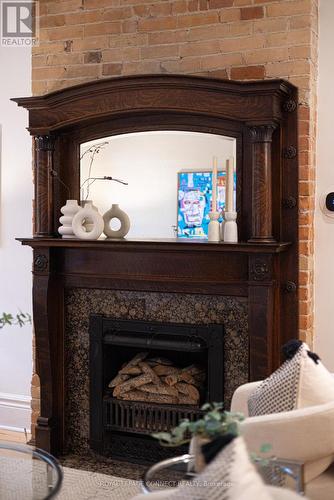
[58,199,81,239]
[72,202,104,240]
[80,200,99,233]
[103,204,130,239]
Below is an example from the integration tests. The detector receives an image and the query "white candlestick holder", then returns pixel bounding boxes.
[208,211,221,242]
[220,211,225,241]
[223,211,238,243]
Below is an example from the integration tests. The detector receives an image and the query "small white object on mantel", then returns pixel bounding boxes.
[103,204,130,239]
[225,156,234,213]
[211,155,218,212]
[224,211,238,243]
[72,201,104,240]
[208,211,221,242]
[58,199,80,239]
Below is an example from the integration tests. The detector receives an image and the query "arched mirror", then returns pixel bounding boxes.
[80,131,236,240]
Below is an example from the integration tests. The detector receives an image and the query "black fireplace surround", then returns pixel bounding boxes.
[89,315,224,463]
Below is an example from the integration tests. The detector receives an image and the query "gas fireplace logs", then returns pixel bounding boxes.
[108,352,204,405]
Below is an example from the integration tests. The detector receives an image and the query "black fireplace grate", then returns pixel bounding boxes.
[104,396,203,435]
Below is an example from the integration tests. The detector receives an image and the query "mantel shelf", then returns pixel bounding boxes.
[17,237,291,254]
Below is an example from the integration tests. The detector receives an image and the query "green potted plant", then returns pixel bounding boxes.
[153,402,245,472]
[0,312,31,329]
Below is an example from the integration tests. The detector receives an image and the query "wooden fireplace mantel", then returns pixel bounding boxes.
[18,237,291,252]
[13,74,299,455]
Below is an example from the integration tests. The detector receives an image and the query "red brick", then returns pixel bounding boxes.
[201,53,243,70]
[240,6,264,20]
[122,20,138,33]
[102,63,123,76]
[39,15,65,29]
[172,1,188,14]
[207,69,228,78]
[84,22,121,37]
[103,7,132,21]
[180,40,220,57]
[188,0,199,12]
[84,0,120,9]
[64,11,103,25]
[230,65,265,80]
[40,25,83,41]
[148,30,188,45]
[208,0,233,9]
[150,3,172,16]
[177,12,219,28]
[103,47,140,62]
[47,0,83,15]
[141,44,179,59]
[84,51,103,64]
[267,0,312,18]
[138,16,178,32]
[72,36,109,51]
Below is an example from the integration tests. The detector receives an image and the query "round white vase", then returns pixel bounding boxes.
[58,199,81,239]
[72,202,104,240]
[103,204,130,239]
[79,200,99,233]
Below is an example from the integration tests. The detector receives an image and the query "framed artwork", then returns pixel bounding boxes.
[177,170,236,240]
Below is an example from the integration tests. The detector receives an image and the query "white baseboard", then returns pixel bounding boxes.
[0,392,31,433]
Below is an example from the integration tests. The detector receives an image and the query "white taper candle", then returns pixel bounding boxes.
[212,156,218,211]
[226,157,234,212]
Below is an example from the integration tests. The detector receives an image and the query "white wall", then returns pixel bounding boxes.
[0,45,32,431]
[315,0,334,368]
[81,131,235,239]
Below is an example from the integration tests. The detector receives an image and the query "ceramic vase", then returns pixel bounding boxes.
[72,202,104,240]
[58,199,81,239]
[103,204,130,239]
[80,200,99,233]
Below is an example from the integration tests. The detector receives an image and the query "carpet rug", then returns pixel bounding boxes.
[58,466,141,499]
[0,456,141,500]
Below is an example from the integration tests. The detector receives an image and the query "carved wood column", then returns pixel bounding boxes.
[34,135,55,237]
[32,247,64,453]
[248,124,276,243]
[32,248,53,451]
[248,253,279,380]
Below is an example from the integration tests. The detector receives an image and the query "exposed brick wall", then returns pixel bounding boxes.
[31,0,318,429]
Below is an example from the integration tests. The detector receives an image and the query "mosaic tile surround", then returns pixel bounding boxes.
[64,289,249,453]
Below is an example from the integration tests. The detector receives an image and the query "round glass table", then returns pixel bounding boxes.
[141,453,305,495]
[0,442,63,499]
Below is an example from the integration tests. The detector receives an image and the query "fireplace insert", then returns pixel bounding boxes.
[89,315,224,463]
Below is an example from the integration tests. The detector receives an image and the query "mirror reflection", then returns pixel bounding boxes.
[80,131,236,240]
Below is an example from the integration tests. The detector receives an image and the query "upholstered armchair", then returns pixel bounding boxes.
[231,381,334,500]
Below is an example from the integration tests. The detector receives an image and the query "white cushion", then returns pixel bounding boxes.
[248,343,334,416]
[168,436,272,499]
